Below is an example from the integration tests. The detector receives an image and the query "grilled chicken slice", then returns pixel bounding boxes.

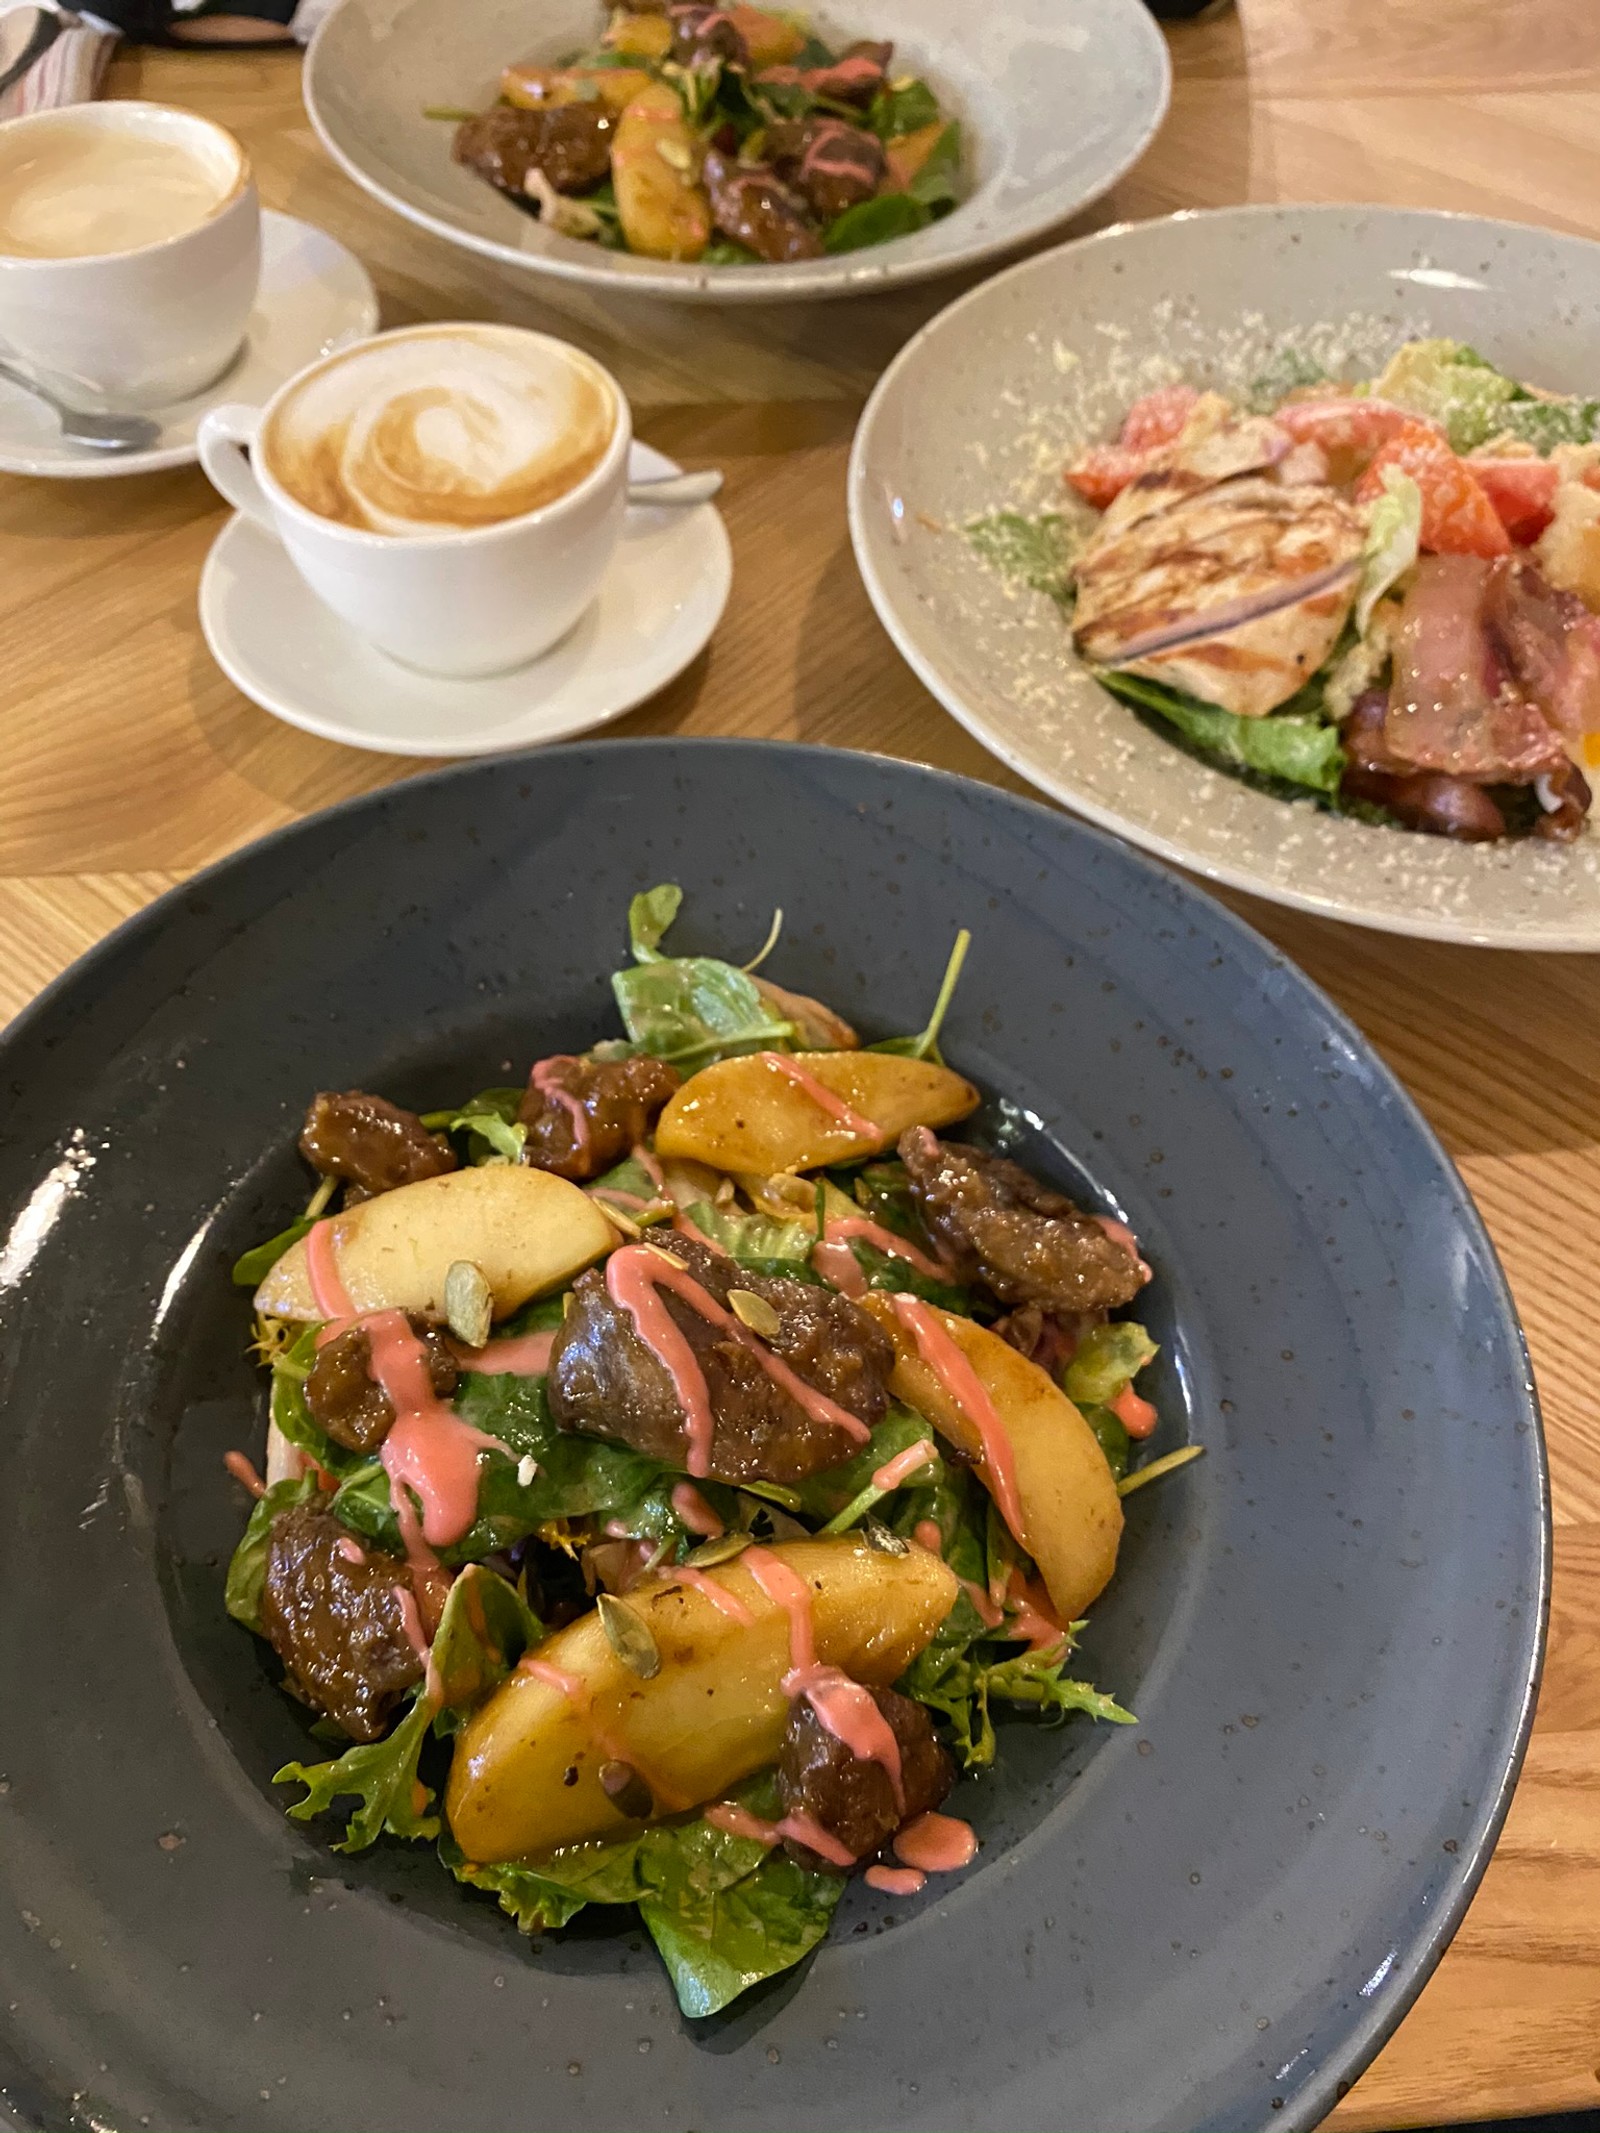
[1074,475,1368,718]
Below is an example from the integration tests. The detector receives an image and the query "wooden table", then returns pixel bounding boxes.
[2,5,1598,2124]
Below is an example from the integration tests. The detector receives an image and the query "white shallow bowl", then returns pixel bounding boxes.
[304,0,1170,303]
[849,204,1600,951]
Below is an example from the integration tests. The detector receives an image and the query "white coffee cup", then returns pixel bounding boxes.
[197,323,632,679]
[0,101,259,409]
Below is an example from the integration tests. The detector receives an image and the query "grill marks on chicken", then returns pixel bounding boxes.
[259,1506,423,1742]
[899,1128,1144,1315]
[300,1091,457,1201]
[547,1232,893,1484]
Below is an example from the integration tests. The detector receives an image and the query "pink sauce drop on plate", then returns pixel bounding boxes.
[1110,1381,1160,1439]
[893,1810,977,1873]
[865,1864,926,1897]
[891,1294,1026,1543]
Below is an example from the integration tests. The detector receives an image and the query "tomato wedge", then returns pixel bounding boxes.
[1064,444,1148,510]
[1357,421,1511,558]
[1468,457,1561,545]
[1119,385,1200,454]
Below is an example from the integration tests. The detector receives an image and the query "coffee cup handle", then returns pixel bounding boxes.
[197,403,277,533]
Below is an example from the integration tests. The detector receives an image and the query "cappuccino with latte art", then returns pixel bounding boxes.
[260,325,618,537]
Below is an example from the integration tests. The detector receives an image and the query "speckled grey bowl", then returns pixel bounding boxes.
[850,205,1600,949]
[304,0,1170,302]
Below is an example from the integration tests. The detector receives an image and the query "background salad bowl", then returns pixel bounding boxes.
[0,741,1543,2133]
[850,204,1600,949]
[303,0,1170,302]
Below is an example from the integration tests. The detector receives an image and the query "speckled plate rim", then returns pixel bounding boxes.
[848,203,1600,951]
[301,0,1171,305]
[0,737,1549,2133]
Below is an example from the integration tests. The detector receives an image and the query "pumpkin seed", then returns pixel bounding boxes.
[654,136,692,172]
[729,1288,781,1337]
[598,1759,654,1820]
[683,1530,753,1569]
[444,1259,493,1349]
[597,1591,661,1679]
[862,1519,910,1556]
[645,1243,687,1272]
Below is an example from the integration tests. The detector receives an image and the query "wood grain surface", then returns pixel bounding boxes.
[2,6,1598,2126]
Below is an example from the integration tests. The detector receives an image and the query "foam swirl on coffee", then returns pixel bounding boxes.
[262,327,617,537]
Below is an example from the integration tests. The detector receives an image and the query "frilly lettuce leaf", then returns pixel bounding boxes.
[1355,467,1421,636]
[420,1087,526,1165]
[275,1564,542,1853]
[1063,1321,1159,1409]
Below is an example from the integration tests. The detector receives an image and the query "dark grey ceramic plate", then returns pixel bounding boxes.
[0,741,1545,2133]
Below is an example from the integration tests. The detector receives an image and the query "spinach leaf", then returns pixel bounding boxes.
[966,510,1077,604]
[232,1218,314,1287]
[823,192,931,253]
[269,1326,368,1480]
[795,1406,942,1524]
[907,121,961,213]
[276,1687,439,1855]
[224,1472,321,1631]
[848,1159,923,1242]
[868,77,940,139]
[899,1619,1133,1769]
[847,1238,970,1311]
[613,886,796,1070]
[276,1564,541,1852]
[1097,670,1346,797]
[1063,1321,1159,1409]
[641,1845,843,2019]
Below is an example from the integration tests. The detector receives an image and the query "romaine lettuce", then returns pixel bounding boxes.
[1063,1321,1159,1409]
[1371,337,1519,453]
[1355,467,1422,635]
[1097,671,1346,796]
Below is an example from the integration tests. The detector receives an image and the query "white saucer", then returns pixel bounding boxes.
[0,212,379,480]
[198,442,733,756]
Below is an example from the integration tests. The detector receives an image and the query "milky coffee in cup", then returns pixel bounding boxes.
[259,323,619,538]
[0,113,241,260]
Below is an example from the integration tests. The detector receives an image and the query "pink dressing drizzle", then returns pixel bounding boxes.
[871,1438,937,1493]
[658,1567,755,1623]
[913,1518,943,1555]
[304,1216,355,1321]
[811,1237,868,1297]
[632,1143,666,1192]
[1004,1566,1068,1654]
[336,1535,366,1565]
[671,1481,724,1537]
[823,1216,950,1283]
[223,1450,266,1499]
[605,1244,870,1478]
[529,1056,590,1155]
[453,1330,556,1376]
[893,1810,978,1873]
[703,1802,856,1869]
[743,1546,817,1672]
[891,1294,1025,1544]
[520,1656,691,1813]
[589,1187,657,1214]
[914,1512,1004,1627]
[866,1864,926,1896]
[1110,1382,1160,1439]
[395,1585,430,1662]
[758,1052,879,1143]
[390,1484,454,1629]
[367,1308,510,1549]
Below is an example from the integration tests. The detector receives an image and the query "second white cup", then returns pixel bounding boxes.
[197,323,632,679]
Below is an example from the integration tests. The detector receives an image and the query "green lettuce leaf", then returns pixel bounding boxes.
[823,192,931,253]
[966,510,1077,605]
[424,1088,526,1165]
[224,1472,321,1631]
[1371,337,1519,454]
[869,928,970,1066]
[1355,467,1421,635]
[1246,345,1330,413]
[268,1325,368,1480]
[679,1197,819,1278]
[1097,671,1346,797]
[441,1844,594,1934]
[232,1218,315,1287]
[844,1237,971,1312]
[1080,1402,1131,1480]
[641,1845,843,2019]
[613,884,796,1071]
[907,121,961,212]
[1494,397,1600,453]
[868,76,940,139]
[1063,1321,1159,1409]
[794,1406,942,1525]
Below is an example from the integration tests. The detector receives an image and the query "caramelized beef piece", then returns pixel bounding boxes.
[452,103,614,198]
[1534,758,1592,843]
[1341,761,1508,841]
[547,1233,892,1484]
[809,40,891,104]
[703,148,822,263]
[669,2,748,64]
[517,1053,680,1182]
[299,1090,456,1200]
[259,1505,423,1742]
[767,115,886,223]
[306,1313,460,1455]
[778,1684,953,1863]
[900,1128,1145,1314]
